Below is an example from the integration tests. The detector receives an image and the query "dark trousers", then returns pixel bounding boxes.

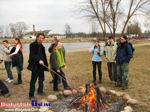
[4,61,13,80]
[16,66,22,82]
[107,62,117,81]
[52,69,59,90]
[29,70,44,97]
[92,61,102,81]
[52,68,69,90]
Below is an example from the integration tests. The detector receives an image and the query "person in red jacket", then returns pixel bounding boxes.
[9,38,23,85]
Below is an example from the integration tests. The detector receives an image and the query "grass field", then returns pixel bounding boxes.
[0,42,150,111]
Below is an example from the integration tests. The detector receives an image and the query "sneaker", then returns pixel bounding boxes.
[8,80,13,83]
[5,78,10,82]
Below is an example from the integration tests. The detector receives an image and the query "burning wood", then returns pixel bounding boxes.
[70,83,110,112]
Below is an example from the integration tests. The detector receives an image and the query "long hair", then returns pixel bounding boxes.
[15,38,23,48]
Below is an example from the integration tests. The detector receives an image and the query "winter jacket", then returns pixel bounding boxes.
[89,45,103,62]
[115,41,133,65]
[49,45,66,62]
[10,47,23,70]
[1,45,12,62]
[104,40,117,62]
[50,51,59,71]
[27,41,48,72]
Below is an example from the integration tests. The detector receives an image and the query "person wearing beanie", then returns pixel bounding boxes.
[115,35,133,90]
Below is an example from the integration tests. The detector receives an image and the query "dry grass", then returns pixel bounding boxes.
[0,44,150,111]
[0,38,94,44]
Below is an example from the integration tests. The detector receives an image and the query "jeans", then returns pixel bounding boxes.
[92,61,102,81]
[60,68,68,89]
[4,61,13,80]
[107,62,117,81]
[29,70,44,97]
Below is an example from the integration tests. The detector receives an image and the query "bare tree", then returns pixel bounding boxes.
[126,22,142,36]
[65,24,72,38]
[5,25,11,38]
[0,25,4,37]
[78,0,150,38]
[9,22,28,38]
[91,21,97,37]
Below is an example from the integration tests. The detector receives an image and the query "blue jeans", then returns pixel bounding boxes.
[4,61,13,80]
[60,68,68,89]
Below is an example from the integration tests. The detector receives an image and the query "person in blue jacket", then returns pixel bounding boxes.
[115,35,133,90]
[89,40,103,83]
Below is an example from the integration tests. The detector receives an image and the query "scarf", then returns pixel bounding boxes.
[56,46,65,67]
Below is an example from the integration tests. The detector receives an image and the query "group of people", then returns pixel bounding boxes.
[0,33,71,99]
[0,33,133,100]
[0,38,23,85]
[89,35,133,90]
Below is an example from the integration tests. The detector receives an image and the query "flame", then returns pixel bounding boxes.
[76,84,96,111]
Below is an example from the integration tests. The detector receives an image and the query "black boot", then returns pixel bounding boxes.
[14,74,22,85]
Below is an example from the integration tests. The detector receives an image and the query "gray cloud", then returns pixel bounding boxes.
[0,0,90,33]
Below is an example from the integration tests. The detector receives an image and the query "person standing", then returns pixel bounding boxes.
[104,36,117,84]
[49,45,60,91]
[89,40,103,83]
[55,42,71,90]
[9,38,23,85]
[115,35,133,90]
[28,33,48,99]
[0,40,13,83]
[48,37,59,84]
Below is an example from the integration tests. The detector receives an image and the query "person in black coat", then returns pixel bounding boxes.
[27,33,48,100]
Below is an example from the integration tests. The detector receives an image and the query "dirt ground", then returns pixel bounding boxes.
[0,42,150,112]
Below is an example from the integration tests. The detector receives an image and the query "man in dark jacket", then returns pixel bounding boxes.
[115,35,133,90]
[28,33,48,99]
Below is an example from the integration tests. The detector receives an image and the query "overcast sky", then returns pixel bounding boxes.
[0,0,149,34]
[0,0,92,34]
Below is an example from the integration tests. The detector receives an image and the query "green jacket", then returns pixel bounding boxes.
[49,46,66,70]
[50,51,59,71]
[104,40,117,62]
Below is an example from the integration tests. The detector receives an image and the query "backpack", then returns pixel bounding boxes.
[125,42,135,58]
[128,42,135,54]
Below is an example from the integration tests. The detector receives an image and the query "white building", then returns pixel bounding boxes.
[23,35,36,39]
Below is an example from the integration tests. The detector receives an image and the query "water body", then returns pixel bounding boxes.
[0,42,105,53]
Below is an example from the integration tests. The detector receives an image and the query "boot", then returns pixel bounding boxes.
[14,74,22,85]
[122,83,128,90]
[115,82,122,87]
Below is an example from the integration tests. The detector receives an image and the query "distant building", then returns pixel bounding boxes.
[23,35,36,39]
[24,25,66,39]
